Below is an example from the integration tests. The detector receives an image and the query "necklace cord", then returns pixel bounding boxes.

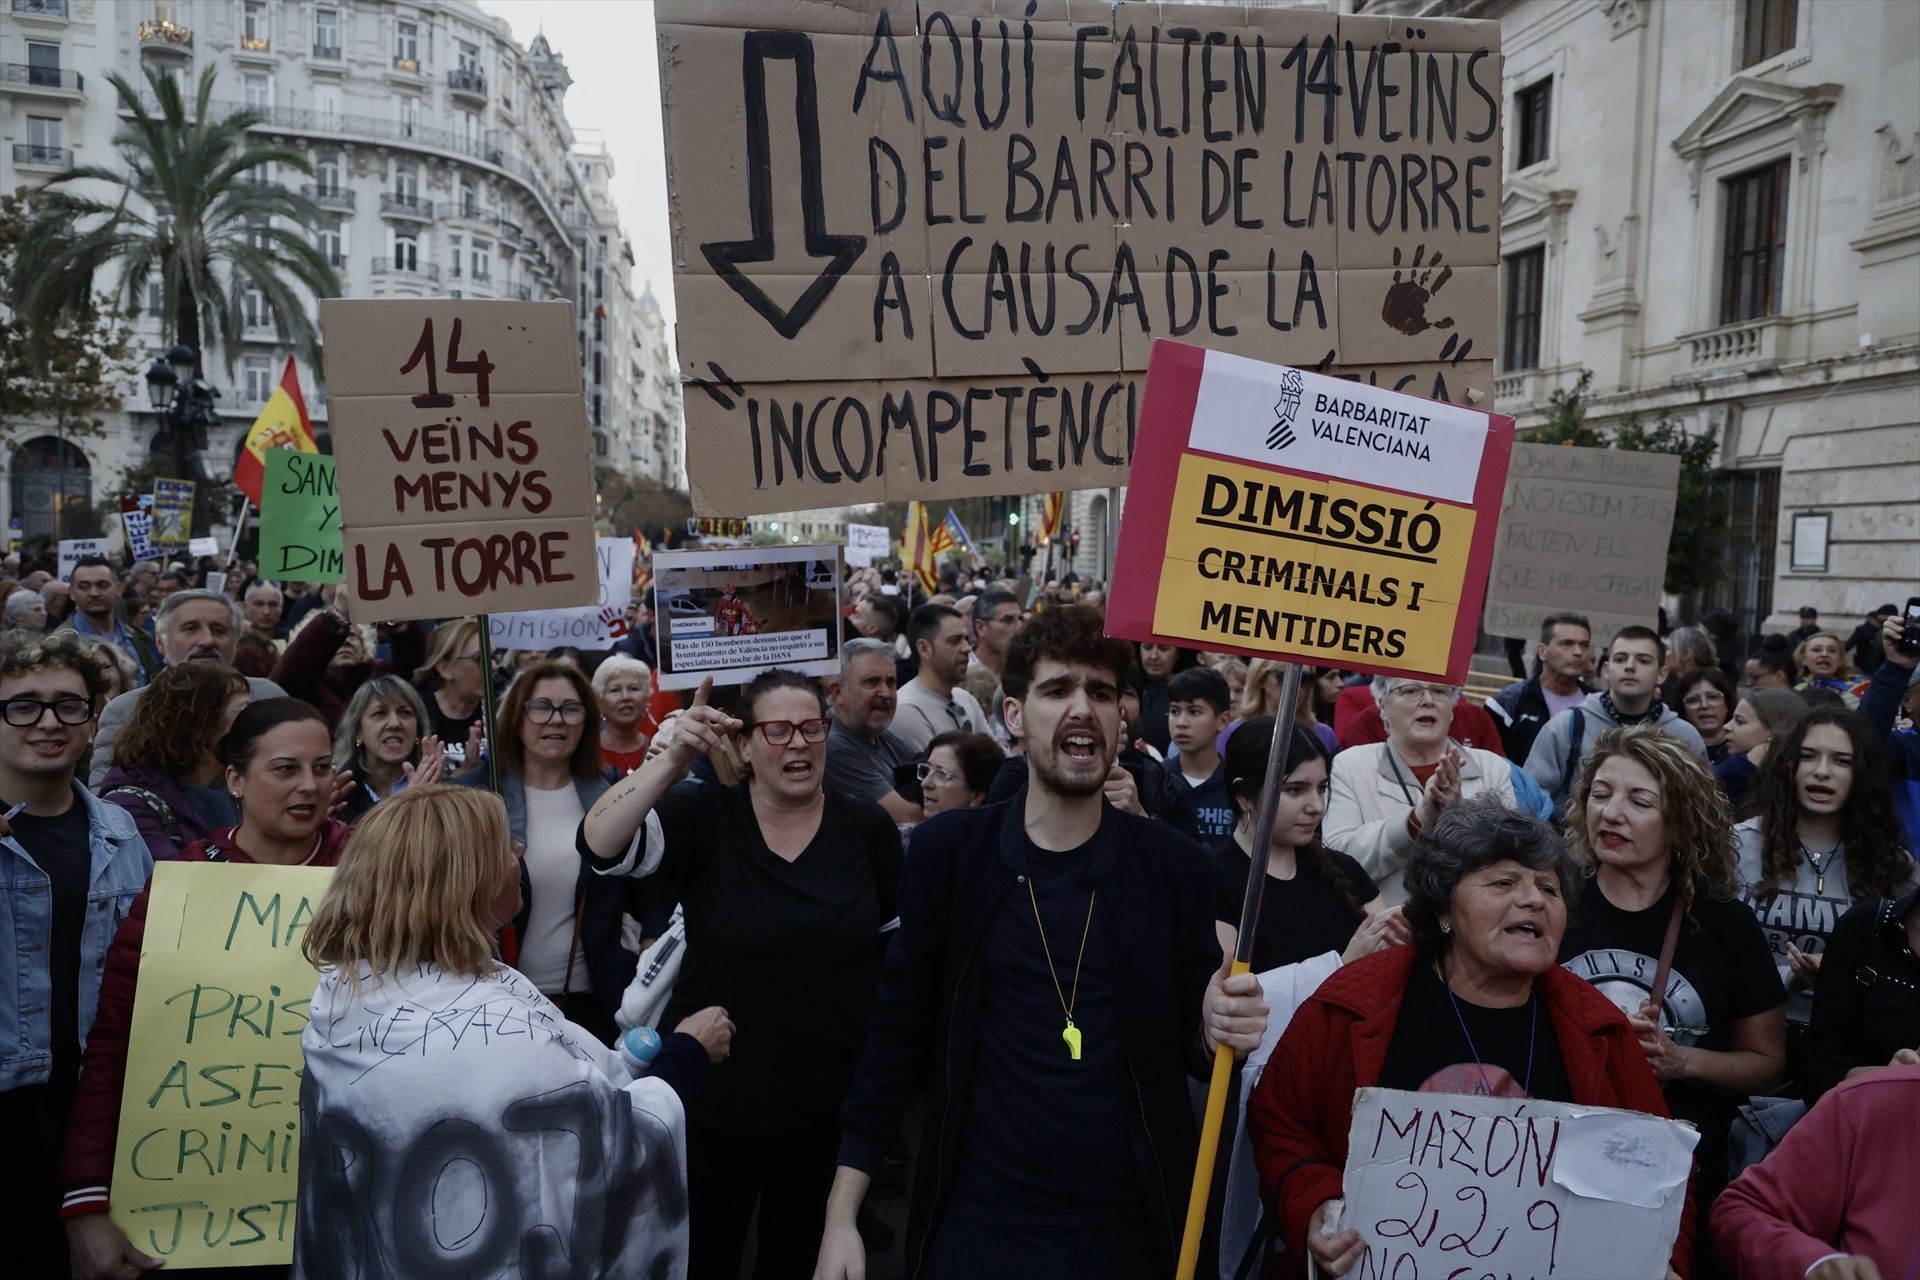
[1029,879,1097,1021]
[1440,959,1538,1097]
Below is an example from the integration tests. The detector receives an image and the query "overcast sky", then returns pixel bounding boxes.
[479,0,676,323]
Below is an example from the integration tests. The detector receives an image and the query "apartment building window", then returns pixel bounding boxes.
[319,227,345,268]
[242,1,269,48]
[1720,160,1789,325]
[458,179,476,216]
[395,20,420,67]
[243,286,272,329]
[459,111,481,146]
[471,242,490,281]
[592,351,603,385]
[594,432,609,458]
[1501,247,1544,371]
[1516,78,1552,168]
[244,356,273,403]
[26,41,61,87]
[145,281,164,316]
[314,8,339,55]
[457,40,480,74]
[592,394,602,428]
[1740,0,1798,69]
[393,235,419,272]
[243,72,271,110]
[398,96,420,138]
[447,233,463,277]
[314,85,340,119]
[24,116,62,163]
[394,163,419,202]
[315,157,340,194]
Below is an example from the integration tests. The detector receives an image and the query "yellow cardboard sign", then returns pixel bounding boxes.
[110,861,334,1268]
[1153,453,1478,672]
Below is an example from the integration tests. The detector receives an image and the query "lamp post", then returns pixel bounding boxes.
[143,342,220,486]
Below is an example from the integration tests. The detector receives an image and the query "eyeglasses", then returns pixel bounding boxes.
[755,717,831,745]
[1,696,94,728]
[1389,683,1455,705]
[525,699,588,724]
[1682,691,1727,708]
[916,761,959,785]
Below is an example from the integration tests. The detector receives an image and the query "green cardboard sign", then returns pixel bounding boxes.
[258,451,342,583]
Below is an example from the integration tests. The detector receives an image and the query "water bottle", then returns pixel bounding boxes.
[619,1025,663,1076]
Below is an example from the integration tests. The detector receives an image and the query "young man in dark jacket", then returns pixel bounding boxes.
[1488,611,1594,765]
[815,607,1269,1279]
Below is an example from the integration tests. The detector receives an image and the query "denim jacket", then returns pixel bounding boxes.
[0,784,150,1092]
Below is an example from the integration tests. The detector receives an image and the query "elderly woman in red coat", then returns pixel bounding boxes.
[1247,795,1694,1278]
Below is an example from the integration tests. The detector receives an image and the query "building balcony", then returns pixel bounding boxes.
[449,202,491,224]
[12,142,69,169]
[138,17,194,54]
[447,67,488,101]
[311,42,342,62]
[371,258,439,283]
[240,36,270,54]
[0,63,84,97]
[379,192,434,220]
[495,217,523,240]
[11,0,69,24]
[391,55,423,76]
[1679,315,1784,374]
[300,183,355,210]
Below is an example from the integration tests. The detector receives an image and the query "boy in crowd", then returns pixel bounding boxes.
[1164,666,1236,842]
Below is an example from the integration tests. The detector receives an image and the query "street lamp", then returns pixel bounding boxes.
[143,343,220,482]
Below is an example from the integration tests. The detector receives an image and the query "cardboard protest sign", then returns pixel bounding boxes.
[151,478,194,552]
[1482,442,1681,642]
[257,452,343,583]
[1106,340,1512,682]
[57,537,108,580]
[319,299,598,623]
[488,537,637,649]
[1340,1087,1697,1280]
[658,2,1500,515]
[845,522,890,567]
[110,861,334,1268]
[653,544,842,689]
[119,495,157,561]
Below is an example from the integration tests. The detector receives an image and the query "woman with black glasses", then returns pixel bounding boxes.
[455,660,630,1041]
[580,668,903,1280]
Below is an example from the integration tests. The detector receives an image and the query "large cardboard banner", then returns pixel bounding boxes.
[319,299,598,623]
[1107,340,1512,682]
[1482,442,1682,643]
[659,1,1501,515]
[1340,1087,1697,1280]
[151,478,194,553]
[110,861,335,1268]
[257,452,344,584]
[653,544,843,689]
[488,536,638,650]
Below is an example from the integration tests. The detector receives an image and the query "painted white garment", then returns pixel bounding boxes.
[1219,951,1344,1280]
[296,961,689,1280]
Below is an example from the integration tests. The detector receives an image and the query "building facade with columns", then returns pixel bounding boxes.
[1390,0,1918,638]
[0,0,684,543]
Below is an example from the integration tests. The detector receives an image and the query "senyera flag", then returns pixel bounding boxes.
[1107,340,1515,685]
[232,356,318,506]
[903,501,938,595]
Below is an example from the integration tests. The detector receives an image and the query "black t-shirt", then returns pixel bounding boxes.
[1379,960,1573,1100]
[425,695,484,776]
[1213,840,1377,972]
[1558,879,1783,1199]
[642,783,901,1136]
[950,834,1140,1228]
[11,801,94,1098]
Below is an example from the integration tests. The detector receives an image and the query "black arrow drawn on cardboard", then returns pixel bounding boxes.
[700,31,868,340]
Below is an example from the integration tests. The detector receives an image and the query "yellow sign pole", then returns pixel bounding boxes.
[1176,662,1305,1280]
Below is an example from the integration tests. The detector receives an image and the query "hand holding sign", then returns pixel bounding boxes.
[65,1214,161,1280]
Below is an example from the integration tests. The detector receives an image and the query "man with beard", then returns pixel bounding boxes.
[815,606,1269,1279]
[893,604,989,754]
[825,637,922,823]
[56,557,160,685]
[87,590,285,787]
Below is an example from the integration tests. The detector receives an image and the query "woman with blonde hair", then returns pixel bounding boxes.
[1557,724,1786,1248]
[296,785,732,1280]
[1794,630,1863,704]
[1242,658,1339,754]
[411,616,487,773]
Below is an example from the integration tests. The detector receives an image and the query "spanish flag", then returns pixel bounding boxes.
[232,356,317,505]
[903,501,938,595]
[1039,491,1066,542]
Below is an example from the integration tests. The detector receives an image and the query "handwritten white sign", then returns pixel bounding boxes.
[1339,1087,1696,1280]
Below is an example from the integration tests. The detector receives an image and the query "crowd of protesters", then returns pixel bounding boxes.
[0,541,1914,1279]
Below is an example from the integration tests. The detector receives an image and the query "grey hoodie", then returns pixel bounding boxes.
[1522,690,1707,810]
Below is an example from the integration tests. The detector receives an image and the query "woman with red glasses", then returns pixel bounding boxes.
[580,667,903,1280]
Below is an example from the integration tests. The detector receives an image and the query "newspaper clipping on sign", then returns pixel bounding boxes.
[653,544,843,690]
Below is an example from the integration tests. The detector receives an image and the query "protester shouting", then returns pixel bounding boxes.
[1558,725,1786,1244]
[332,674,446,822]
[456,661,628,1042]
[62,699,350,1279]
[0,632,149,1277]
[582,669,902,1280]
[1734,707,1917,1039]
[98,662,250,860]
[1249,798,1692,1278]
[1326,676,1517,905]
[815,606,1269,1280]
[296,784,733,1280]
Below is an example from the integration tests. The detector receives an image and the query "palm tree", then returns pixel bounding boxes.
[11,64,341,470]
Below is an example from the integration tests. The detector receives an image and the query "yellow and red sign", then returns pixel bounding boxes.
[1108,341,1514,683]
